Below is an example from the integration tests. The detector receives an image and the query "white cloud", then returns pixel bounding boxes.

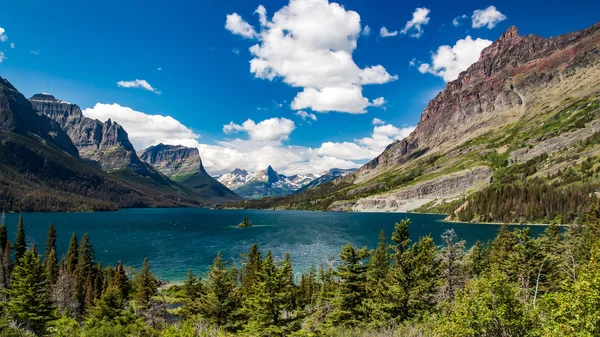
[401,7,430,38]
[227,0,396,114]
[30,50,40,55]
[0,28,7,42]
[472,6,507,29]
[452,14,468,27]
[10,42,14,49]
[223,117,295,142]
[82,103,200,150]
[117,79,161,94]
[372,97,386,107]
[362,25,371,36]
[0,52,5,63]
[418,36,492,82]
[409,58,416,66]
[380,27,398,37]
[255,5,268,26]
[372,118,385,125]
[225,13,258,38]
[295,110,317,121]
[84,102,416,175]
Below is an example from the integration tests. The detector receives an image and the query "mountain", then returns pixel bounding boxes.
[139,144,241,202]
[0,76,201,211]
[226,23,600,223]
[218,166,319,199]
[295,168,356,193]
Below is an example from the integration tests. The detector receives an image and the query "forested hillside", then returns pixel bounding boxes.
[0,207,599,336]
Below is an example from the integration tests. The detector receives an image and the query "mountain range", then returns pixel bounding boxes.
[227,23,600,223]
[217,166,355,199]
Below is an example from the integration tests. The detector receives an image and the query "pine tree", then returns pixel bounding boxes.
[328,243,369,327]
[408,235,440,317]
[7,249,55,334]
[77,233,95,281]
[388,219,413,321]
[280,252,295,311]
[44,222,57,260]
[14,214,26,264]
[241,244,262,297]
[45,248,59,287]
[66,233,79,274]
[54,261,79,318]
[111,261,131,301]
[365,230,391,326]
[439,229,466,302]
[133,257,157,310]
[199,252,236,327]
[466,240,488,278]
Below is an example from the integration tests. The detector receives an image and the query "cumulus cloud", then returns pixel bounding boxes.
[357,124,414,150]
[372,118,385,125]
[417,36,492,82]
[380,27,398,37]
[226,0,396,114]
[117,79,161,94]
[82,103,200,150]
[295,110,317,121]
[362,25,371,36]
[472,6,507,29]
[0,27,7,42]
[372,97,387,107]
[225,13,257,38]
[401,7,430,38]
[452,14,468,27]
[223,117,295,142]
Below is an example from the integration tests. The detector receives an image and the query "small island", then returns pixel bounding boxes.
[237,216,253,228]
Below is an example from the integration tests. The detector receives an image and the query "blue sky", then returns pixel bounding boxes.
[0,0,598,175]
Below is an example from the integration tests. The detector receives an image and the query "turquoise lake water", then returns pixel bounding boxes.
[3,209,545,282]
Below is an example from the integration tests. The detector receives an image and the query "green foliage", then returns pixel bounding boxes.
[198,253,237,328]
[14,214,26,264]
[133,258,157,310]
[6,249,55,334]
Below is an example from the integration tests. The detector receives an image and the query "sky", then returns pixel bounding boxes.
[0,0,598,175]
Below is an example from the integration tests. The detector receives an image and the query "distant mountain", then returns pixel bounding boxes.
[139,144,241,202]
[295,168,356,193]
[218,165,320,199]
[0,76,201,212]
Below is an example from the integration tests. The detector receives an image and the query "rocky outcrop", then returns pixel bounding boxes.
[30,93,146,172]
[329,167,492,212]
[356,23,600,182]
[1,84,78,157]
[139,144,241,202]
[139,143,204,177]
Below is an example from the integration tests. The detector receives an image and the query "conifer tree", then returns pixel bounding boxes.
[280,252,295,311]
[241,244,262,296]
[328,243,369,327]
[44,222,57,260]
[298,266,317,307]
[365,230,391,326]
[77,233,95,281]
[465,240,488,278]
[7,249,55,334]
[242,250,287,334]
[14,214,26,264]
[133,257,157,310]
[111,261,131,301]
[408,235,440,317]
[54,261,79,318]
[199,252,236,327]
[66,233,79,274]
[388,219,413,321]
[439,229,466,302]
[45,247,59,287]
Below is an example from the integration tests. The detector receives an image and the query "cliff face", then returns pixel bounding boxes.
[357,23,600,181]
[138,143,205,177]
[139,144,241,202]
[30,93,145,172]
[1,83,78,157]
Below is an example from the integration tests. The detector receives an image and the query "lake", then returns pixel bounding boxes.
[3,208,546,282]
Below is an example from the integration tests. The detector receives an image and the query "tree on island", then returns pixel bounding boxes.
[238,216,252,228]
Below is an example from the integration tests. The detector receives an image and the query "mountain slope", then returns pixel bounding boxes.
[219,166,318,199]
[139,144,241,202]
[0,76,202,211]
[227,23,600,223]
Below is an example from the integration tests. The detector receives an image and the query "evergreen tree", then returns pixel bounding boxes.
[328,243,369,327]
[242,250,287,334]
[439,229,466,302]
[77,233,95,281]
[133,257,157,310]
[280,252,295,311]
[54,261,79,318]
[66,233,79,274]
[14,214,26,264]
[45,248,59,287]
[199,252,237,327]
[388,219,414,321]
[44,222,57,260]
[110,261,131,301]
[6,249,55,334]
[365,230,391,326]
[408,235,440,317]
[465,240,488,278]
[241,244,262,296]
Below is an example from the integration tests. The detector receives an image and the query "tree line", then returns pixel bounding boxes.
[0,209,599,336]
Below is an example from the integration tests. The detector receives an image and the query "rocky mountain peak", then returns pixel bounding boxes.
[139,144,205,177]
[499,25,520,41]
[30,93,59,102]
[231,168,248,176]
